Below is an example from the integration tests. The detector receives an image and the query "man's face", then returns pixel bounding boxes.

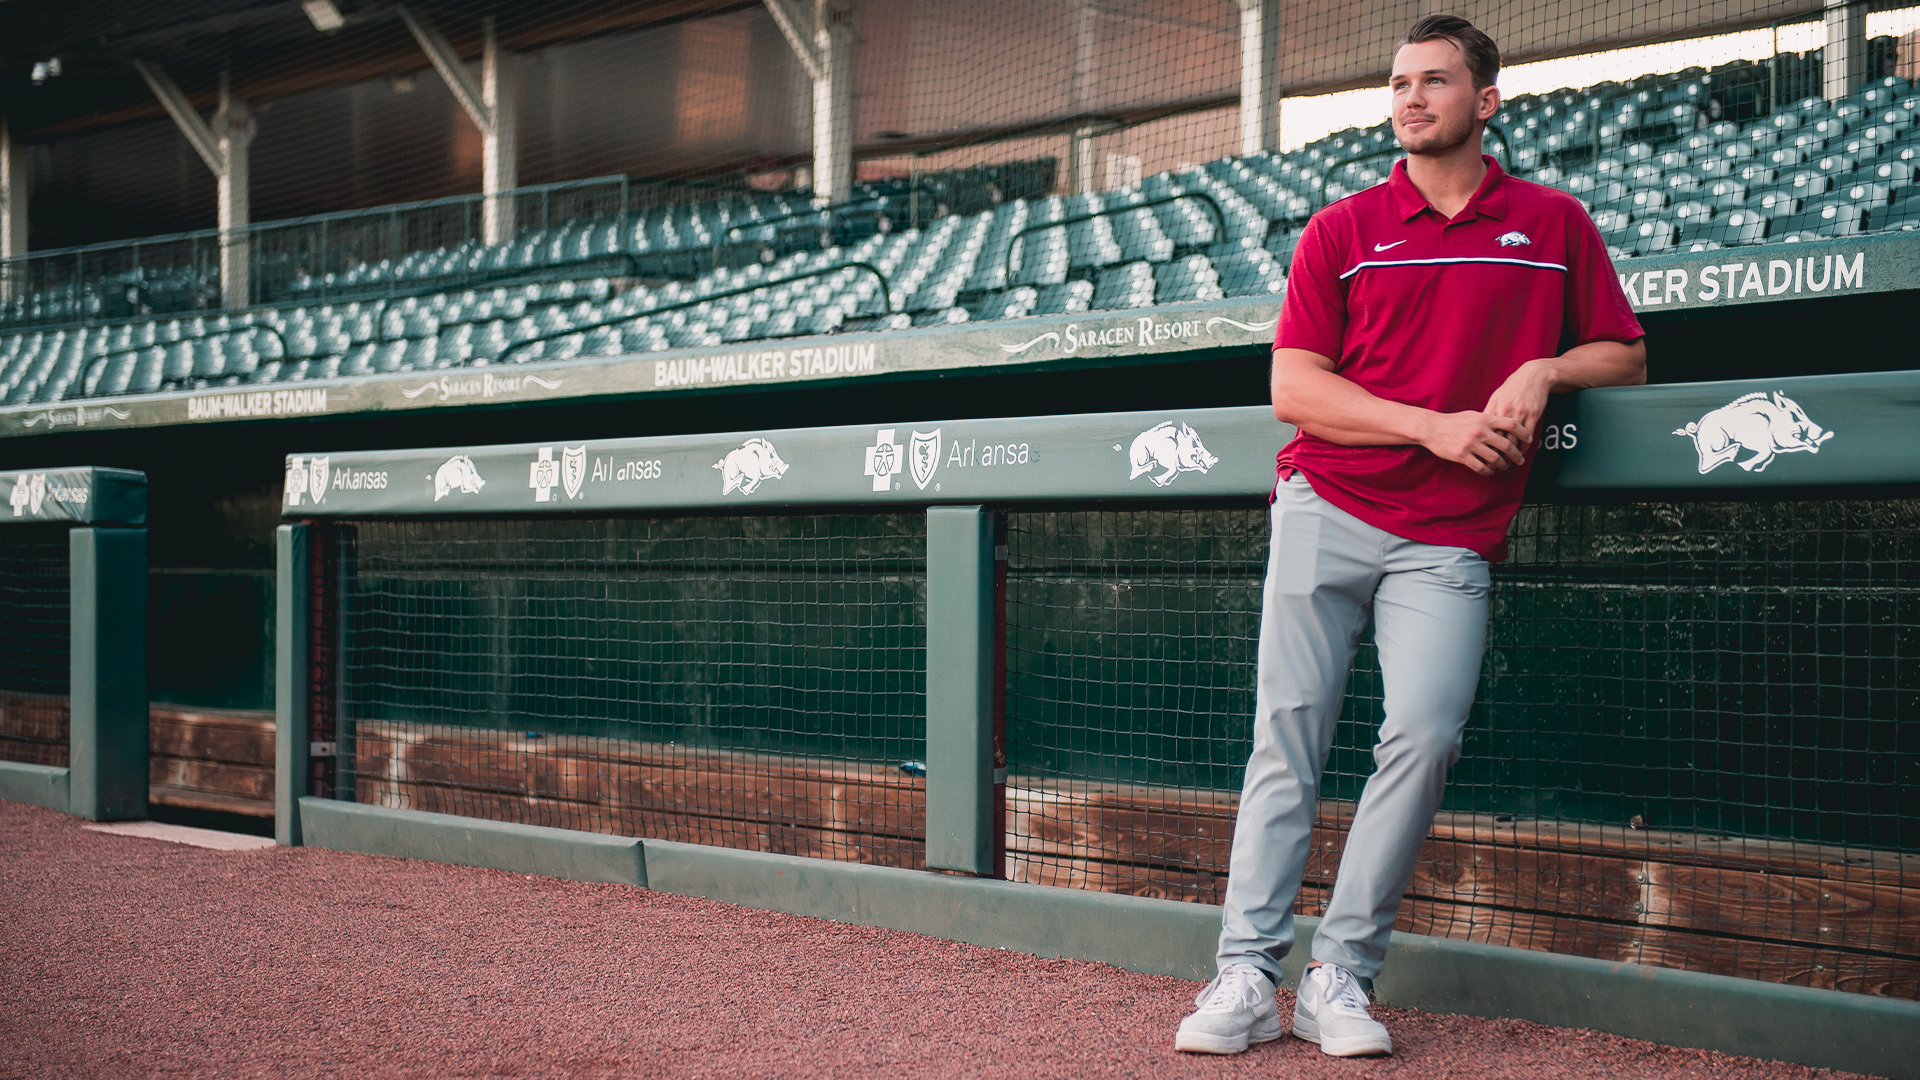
[1389,38,1497,155]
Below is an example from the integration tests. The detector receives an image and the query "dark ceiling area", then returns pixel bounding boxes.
[0,0,754,141]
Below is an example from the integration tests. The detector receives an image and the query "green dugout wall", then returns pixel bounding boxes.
[0,467,149,819]
[272,373,1920,1075]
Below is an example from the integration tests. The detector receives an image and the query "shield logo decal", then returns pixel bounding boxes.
[27,473,46,515]
[909,429,941,490]
[285,458,307,507]
[308,456,330,504]
[562,445,587,499]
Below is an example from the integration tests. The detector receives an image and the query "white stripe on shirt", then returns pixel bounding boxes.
[1338,256,1570,280]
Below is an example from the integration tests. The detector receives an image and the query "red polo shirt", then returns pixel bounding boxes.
[1274,156,1642,561]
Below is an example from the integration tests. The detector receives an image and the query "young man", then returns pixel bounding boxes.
[1175,14,1646,1059]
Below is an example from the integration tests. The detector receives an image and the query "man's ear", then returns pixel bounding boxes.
[1477,84,1501,121]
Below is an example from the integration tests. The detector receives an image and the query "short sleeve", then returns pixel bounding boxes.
[1560,203,1645,347]
[1274,212,1349,361]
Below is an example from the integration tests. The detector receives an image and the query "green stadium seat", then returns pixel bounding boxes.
[1154,255,1223,303]
[1033,280,1094,315]
[1789,170,1834,197]
[1090,263,1153,310]
[337,342,375,376]
[1632,218,1677,253]
[371,339,410,373]
[1010,225,1069,287]
[972,287,1037,321]
[1591,207,1633,238]
[1842,180,1893,208]
[128,347,165,393]
[1756,190,1805,217]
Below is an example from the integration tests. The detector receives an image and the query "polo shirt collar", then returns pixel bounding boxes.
[1387,155,1509,223]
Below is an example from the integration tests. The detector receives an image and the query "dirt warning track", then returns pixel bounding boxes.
[0,800,1882,1079]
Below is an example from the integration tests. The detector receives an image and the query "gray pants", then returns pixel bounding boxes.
[1217,474,1490,981]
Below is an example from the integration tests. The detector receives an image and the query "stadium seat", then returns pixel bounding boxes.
[1033,279,1095,315]
[1630,218,1677,255]
[1153,255,1224,304]
[1591,208,1634,238]
[1789,170,1834,197]
[1842,180,1893,208]
[1630,189,1670,213]
[972,287,1038,321]
[1711,209,1769,245]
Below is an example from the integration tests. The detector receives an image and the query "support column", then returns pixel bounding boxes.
[214,76,255,309]
[276,523,311,846]
[399,6,516,243]
[481,18,518,245]
[135,60,254,308]
[1238,0,1282,155]
[68,527,148,822]
[766,0,854,205]
[1069,0,1100,194]
[924,506,999,876]
[1825,0,1868,101]
[1,119,26,273]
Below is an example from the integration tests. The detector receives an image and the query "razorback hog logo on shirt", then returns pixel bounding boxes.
[1496,231,1532,247]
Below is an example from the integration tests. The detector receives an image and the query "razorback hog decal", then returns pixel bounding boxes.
[714,438,789,495]
[1673,391,1835,474]
[1127,421,1219,487]
[432,454,486,501]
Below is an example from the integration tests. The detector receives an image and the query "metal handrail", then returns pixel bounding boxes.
[495,261,893,366]
[997,192,1226,289]
[718,196,892,242]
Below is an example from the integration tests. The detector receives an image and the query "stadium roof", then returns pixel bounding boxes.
[0,0,753,141]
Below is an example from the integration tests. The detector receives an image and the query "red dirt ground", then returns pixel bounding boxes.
[0,799,1883,1079]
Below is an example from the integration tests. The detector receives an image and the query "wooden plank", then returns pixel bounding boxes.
[149,784,274,817]
[349,780,925,870]
[1006,852,1225,905]
[1306,820,1920,959]
[1388,893,1920,999]
[1647,860,1920,959]
[355,726,926,840]
[148,707,274,766]
[0,692,69,761]
[148,756,274,802]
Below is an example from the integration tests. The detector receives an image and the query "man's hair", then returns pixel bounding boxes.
[1398,14,1500,90]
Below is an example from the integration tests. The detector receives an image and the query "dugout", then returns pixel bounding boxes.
[269,374,1918,1005]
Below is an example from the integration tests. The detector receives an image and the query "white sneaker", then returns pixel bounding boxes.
[1292,963,1393,1056]
[1173,963,1283,1054]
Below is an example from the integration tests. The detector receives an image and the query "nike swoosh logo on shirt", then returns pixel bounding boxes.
[1373,240,1407,252]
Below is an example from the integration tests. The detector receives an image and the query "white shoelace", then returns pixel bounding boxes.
[1315,965,1373,1016]
[1194,965,1267,1012]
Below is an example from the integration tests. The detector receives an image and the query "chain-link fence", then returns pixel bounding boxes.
[334,514,928,867]
[1003,499,1918,998]
[0,525,71,767]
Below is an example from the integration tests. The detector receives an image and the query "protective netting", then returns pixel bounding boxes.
[1003,502,1919,999]
[0,526,70,767]
[5,2,1920,402]
[334,515,927,867]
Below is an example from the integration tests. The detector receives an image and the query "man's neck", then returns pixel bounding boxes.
[1404,135,1489,221]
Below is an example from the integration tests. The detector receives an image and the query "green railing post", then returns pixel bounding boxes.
[924,505,999,875]
[275,523,310,846]
[67,526,148,821]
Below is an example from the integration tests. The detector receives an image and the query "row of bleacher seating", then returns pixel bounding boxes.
[1,67,1914,406]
